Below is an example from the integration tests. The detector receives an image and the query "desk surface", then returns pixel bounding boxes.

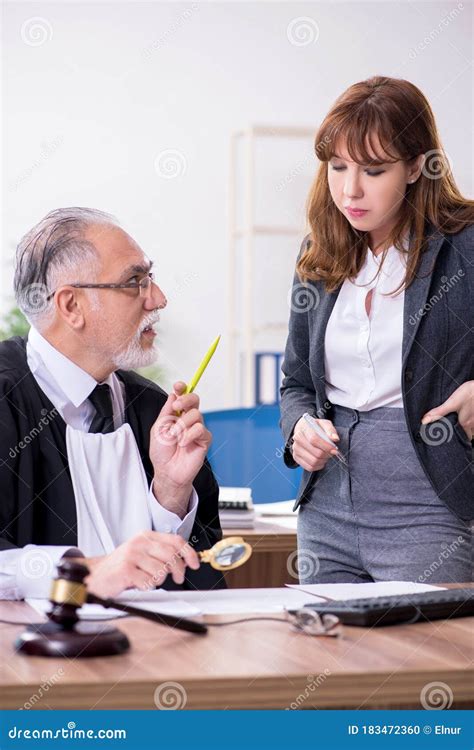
[0,584,472,710]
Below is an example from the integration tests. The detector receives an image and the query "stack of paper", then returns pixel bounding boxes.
[218,486,255,528]
[254,499,297,529]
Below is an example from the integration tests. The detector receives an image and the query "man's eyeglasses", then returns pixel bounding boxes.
[46,272,155,302]
[207,609,342,637]
[286,609,341,636]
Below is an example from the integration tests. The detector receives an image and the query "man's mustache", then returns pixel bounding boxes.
[139,313,161,334]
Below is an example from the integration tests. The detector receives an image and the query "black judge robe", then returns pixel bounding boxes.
[0,336,225,590]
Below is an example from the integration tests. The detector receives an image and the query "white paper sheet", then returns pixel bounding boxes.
[255,500,295,516]
[286,581,446,601]
[26,599,128,620]
[26,589,201,621]
[257,516,297,530]
[164,587,315,615]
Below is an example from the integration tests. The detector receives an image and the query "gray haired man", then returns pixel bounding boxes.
[0,207,224,600]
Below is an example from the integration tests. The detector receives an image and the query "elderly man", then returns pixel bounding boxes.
[0,207,224,599]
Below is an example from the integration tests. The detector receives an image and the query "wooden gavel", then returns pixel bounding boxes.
[16,559,206,658]
[16,536,253,657]
[50,560,207,632]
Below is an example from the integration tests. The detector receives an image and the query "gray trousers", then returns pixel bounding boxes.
[297,405,472,584]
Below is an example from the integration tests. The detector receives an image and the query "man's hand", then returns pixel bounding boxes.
[74,530,200,599]
[421,380,474,440]
[291,416,340,472]
[149,381,212,518]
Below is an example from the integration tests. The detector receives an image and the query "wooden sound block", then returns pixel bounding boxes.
[15,621,130,658]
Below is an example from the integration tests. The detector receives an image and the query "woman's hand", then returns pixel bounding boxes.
[421,380,474,440]
[291,416,340,471]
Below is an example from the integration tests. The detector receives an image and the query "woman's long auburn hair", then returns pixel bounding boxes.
[298,75,474,294]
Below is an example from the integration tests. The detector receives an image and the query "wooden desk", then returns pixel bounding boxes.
[0,585,472,710]
[223,519,297,588]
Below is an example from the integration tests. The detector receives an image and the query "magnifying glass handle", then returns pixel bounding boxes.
[198,550,212,564]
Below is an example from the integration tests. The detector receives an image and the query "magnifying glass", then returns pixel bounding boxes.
[198,536,253,571]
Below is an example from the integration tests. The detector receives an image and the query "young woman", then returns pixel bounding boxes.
[280,76,473,584]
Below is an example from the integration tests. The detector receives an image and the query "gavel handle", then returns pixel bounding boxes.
[86,594,207,634]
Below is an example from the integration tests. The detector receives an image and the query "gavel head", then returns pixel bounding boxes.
[16,559,130,658]
[47,560,89,630]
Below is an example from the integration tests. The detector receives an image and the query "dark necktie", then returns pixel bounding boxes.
[88,384,115,434]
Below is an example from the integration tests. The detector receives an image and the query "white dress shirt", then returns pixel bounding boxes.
[0,327,198,599]
[324,243,407,411]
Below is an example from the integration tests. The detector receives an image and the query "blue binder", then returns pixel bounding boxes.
[203,405,302,504]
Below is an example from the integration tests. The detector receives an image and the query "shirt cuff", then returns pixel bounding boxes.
[147,484,199,542]
[1,545,83,600]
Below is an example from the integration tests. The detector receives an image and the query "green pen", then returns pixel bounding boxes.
[185,335,221,394]
[175,336,221,415]
[184,335,221,394]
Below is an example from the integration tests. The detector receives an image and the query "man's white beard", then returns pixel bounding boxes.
[112,316,160,370]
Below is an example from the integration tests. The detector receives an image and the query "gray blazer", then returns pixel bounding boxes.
[280,223,473,522]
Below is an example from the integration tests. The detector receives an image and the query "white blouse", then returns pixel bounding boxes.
[324,243,408,411]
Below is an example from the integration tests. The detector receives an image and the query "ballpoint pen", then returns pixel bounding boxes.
[302,412,348,465]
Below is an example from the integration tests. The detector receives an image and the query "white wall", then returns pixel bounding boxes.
[2,0,472,409]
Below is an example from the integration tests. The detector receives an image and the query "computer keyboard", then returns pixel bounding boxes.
[296,588,474,627]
